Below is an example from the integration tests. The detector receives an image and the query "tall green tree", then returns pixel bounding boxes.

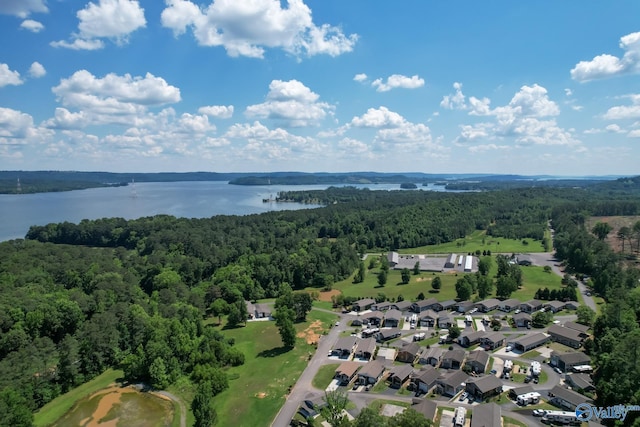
[455,278,472,300]
[192,383,217,427]
[274,307,296,348]
[353,407,386,427]
[401,268,411,284]
[0,387,33,427]
[413,261,420,275]
[431,276,442,292]
[377,270,388,287]
[320,390,349,427]
[576,306,596,327]
[592,221,612,240]
[388,408,433,427]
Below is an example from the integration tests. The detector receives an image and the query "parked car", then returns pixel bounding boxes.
[524,376,532,383]
[514,309,521,314]
[554,367,563,374]
[490,369,497,374]
[533,409,547,417]
[459,392,468,401]
[505,345,513,352]
[533,377,539,384]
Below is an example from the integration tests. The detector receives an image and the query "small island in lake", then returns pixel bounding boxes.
[400,182,418,189]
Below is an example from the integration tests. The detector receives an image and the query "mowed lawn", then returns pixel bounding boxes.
[334,261,566,304]
[213,309,337,427]
[397,230,546,254]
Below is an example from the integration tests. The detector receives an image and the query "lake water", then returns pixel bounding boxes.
[0,181,449,242]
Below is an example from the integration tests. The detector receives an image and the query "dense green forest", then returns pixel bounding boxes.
[2,180,640,425]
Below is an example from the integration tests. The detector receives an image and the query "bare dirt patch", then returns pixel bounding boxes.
[296,320,324,345]
[317,289,342,302]
[587,216,640,261]
[416,277,432,282]
[85,385,136,427]
[256,392,267,399]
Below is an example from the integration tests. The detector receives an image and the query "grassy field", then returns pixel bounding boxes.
[312,363,340,390]
[212,309,336,427]
[333,261,567,305]
[34,369,124,427]
[397,230,546,254]
[503,416,528,427]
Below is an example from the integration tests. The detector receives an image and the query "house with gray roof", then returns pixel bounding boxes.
[433,300,457,312]
[512,332,549,352]
[564,321,590,334]
[565,373,595,393]
[362,310,384,326]
[437,370,469,397]
[396,342,420,363]
[520,299,543,313]
[465,350,490,374]
[391,300,413,312]
[476,298,500,313]
[384,309,402,328]
[357,360,386,385]
[412,366,440,393]
[456,300,475,313]
[499,298,521,312]
[544,300,566,313]
[354,337,377,361]
[550,351,591,372]
[513,312,532,327]
[331,336,358,358]
[437,311,455,329]
[441,349,466,370]
[418,309,438,327]
[548,324,584,349]
[352,298,376,312]
[509,385,535,400]
[471,402,501,427]
[458,330,486,347]
[481,332,506,350]
[417,347,444,367]
[411,399,437,422]
[388,364,414,388]
[565,301,580,310]
[412,298,438,313]
[466,375,503,400]
[372,301,391,311]
[376,328,401,342]
[445,253,458,268]
[388,251,400,267]
[549,385,592,410]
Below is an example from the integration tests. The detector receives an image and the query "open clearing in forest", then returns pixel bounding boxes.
[586,216,640,255]
[213,309,336,427]
[397,230,547,254]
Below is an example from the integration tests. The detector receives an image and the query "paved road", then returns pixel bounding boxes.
[271,309,352,427]
[527,252,598,312]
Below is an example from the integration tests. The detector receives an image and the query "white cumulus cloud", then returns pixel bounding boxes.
[29,62,46,78]
[51,0,146,50]
[603,94,640,120]
[441,82,466,110]
[160,0,357,59]
[351,106,407,128]
[20,19,44,32]
[245,79,332,126]
[198,105,234,119]
[571,32,640,82]
[0,1,48,18]
[371,74,424,92]
[0,64,23,87]
[353,73,367,83]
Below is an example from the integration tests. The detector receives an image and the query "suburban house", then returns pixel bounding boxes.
[564,321,590,335]
[391,300,413,312]
[437,370,469,397]
[383,309,402,328]
[437,312,455,329]
[456,300,475,313]
[334,361,360,385]
[513,312,532,327]
[388,251,400,267]
[396,342,420,363]
[548,324,585,349]
[520,299,543,313]
[465,375,503,400]
[550,351,591,372]
[412,298,438,313]
[433,300,457,312]
[352,298,376,312]
[481,332,506,350]
[245,301,255,319]
[417,347,444,367]
[511,333,550,352]
[412,366,440,393]
[418,309,439,327]
[470,402,501,427]
[465,350,490,374]
[516,255,533,266]
[458,330,486,347]
[499,298,521,312]
[548,385,593,410]
[362,311,384,326]
[476,298,500,313]
[565,301,580,310]
[509,385,535,400]
[354,337,377,361]
[411,399,437,422]
[372,301,391,311]
[388,364,414,389]
[544,300,566,313]
[565,373,595,393]
[376,328,401,342]
[357,360,386,385]
[246,301,273,319]
[445,253,458,268]
[331,336,358,358]
[441,349,466,370]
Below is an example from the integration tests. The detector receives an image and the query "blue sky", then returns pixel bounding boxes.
[1,0,640,175]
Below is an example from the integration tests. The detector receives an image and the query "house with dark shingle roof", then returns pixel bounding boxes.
[513,312,532,327]
[388,364,414,388]
[437,311,455,328]
[384,309,402,328]
[433,300,457,312]
[481,332,506,350]
[417,347,444,367]
[412,366,440,393]
[508,385,535,400]
[548,324,584,349]
[376,328,401,342]
[564,321,590,334]
[544,300,566,313]
[476,298,500,313]
[520,299,543,313]
[465,350,490,374]
[550,351,591,372]
[357,360,386,385]
[465,375,503,400]
[418,309,438,327]
[412,298,438,313]
[565,373,595,393]
[437,370,469,397]
[362,310,384,326]
[352,298,376,312]
[470,402,501,427]
[391,300,413,312]
[411,398,437,422]
[441,349,466,370]
[458,330,486,347]
[396,342,420,364]
[354,337,377,361]
[549,385,592,410]
[499,298,521,312]
[512,333,549,352]
[331,336,358,358]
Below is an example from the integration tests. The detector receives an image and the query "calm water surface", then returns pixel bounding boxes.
[0,181,443,242]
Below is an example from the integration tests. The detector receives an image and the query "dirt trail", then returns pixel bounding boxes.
[156,390,186,427]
